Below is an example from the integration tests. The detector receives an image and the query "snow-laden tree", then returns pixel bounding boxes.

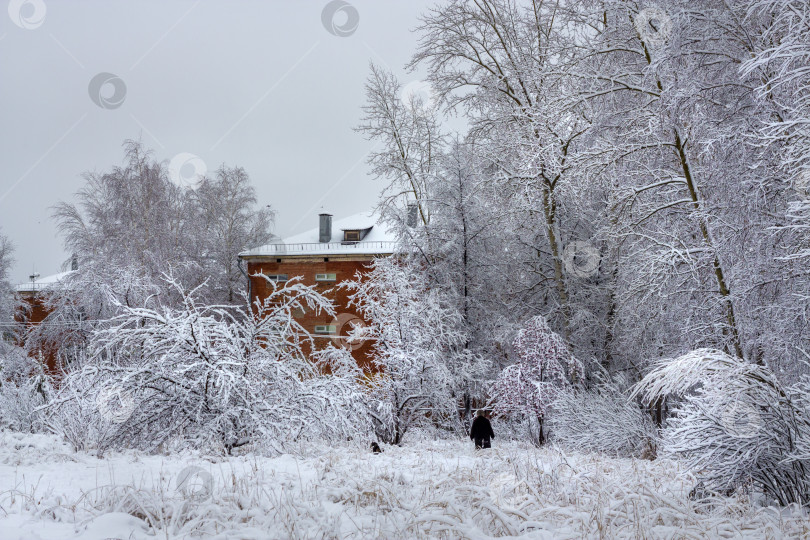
[0,229,16,339]
[342,257,489,445]
[0,230,51,433]
[52,140,272,306]
[570,1,758,360]
[47,275,370,454]
[357,63,441,232]
[40,140,198,360]
[428,140,519,411]
[191,164,273,303]
[36,140,273,367]
[410,0,593,346]
[358,68,516,416]
[490,315,583,445]
[741,0,810,204]
[53,140,196,289]
[633,349,810,505]
[735,0,810,369]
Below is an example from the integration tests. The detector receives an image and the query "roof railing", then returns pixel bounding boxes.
[241,240,398,256]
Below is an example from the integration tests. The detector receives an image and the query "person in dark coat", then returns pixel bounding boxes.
[470,410,494,449]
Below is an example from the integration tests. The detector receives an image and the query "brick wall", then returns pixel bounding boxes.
[245,256,382,369]
[15,293,60,375]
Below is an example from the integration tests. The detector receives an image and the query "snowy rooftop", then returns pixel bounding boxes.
[240,211,397,257]
[16,270,74,293]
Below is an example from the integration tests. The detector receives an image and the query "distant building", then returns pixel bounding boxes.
[12,214,397,373]
[15,270,74,374]
[239,211,396,368]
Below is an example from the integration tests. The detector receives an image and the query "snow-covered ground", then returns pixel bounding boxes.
[0,431,808,539]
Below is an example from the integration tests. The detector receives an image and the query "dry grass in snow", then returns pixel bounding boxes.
[0,431,808,538]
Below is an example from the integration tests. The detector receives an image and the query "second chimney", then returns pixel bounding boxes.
[407,203,418,228]
[319,213,333,243]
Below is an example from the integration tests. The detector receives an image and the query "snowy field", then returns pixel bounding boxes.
[1,431,808,539]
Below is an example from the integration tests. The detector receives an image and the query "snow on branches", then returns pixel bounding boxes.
[551,376,658,459]
[490,316,583,445]
[47,275,370,454]
[342,257,488,444]
[633,349,810,505]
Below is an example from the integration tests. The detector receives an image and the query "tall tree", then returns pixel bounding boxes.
[37,140,273,364]
[193,165,273,303]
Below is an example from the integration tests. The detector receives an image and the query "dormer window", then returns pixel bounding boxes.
[341,226,372,244]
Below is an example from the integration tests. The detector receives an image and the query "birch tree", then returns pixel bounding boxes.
[192,165,274,303]
[411,0,591,342]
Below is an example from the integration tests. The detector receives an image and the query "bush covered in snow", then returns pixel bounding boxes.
[550,377,658,458]
[46,276,371,454]
[634,349,810,506]
[0,342,49,433]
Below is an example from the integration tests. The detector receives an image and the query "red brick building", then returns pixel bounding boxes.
[239,211,395,368]
[14,270,74,375]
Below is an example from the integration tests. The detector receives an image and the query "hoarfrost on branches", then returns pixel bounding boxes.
[551,376,658,459]
[47,275,370,454]
[633,349,810,505]
[342,257,489,444]
[490,315,583,445]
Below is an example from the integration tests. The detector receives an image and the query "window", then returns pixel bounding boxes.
[263,274,288,282]
[344,230,361,242]
[314,325,336,335]
[315,273,337,282]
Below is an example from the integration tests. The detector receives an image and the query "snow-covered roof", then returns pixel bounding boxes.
[16,270,74,293]
[240,211,397,257]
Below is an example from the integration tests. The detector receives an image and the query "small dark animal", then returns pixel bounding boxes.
[371,442,383,454]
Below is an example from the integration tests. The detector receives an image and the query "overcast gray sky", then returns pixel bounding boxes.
[0,0,435,284]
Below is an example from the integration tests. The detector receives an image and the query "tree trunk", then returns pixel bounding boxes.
[537,415,546,446]
[541,183,571,343]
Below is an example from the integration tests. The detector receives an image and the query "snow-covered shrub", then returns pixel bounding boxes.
[633,349,810,506]
[44,359,114,453]
[490,315,583,445]
[550,378,658,458]
[343,257,489,444]
[0,342,49,433]
[47,276,371,454]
